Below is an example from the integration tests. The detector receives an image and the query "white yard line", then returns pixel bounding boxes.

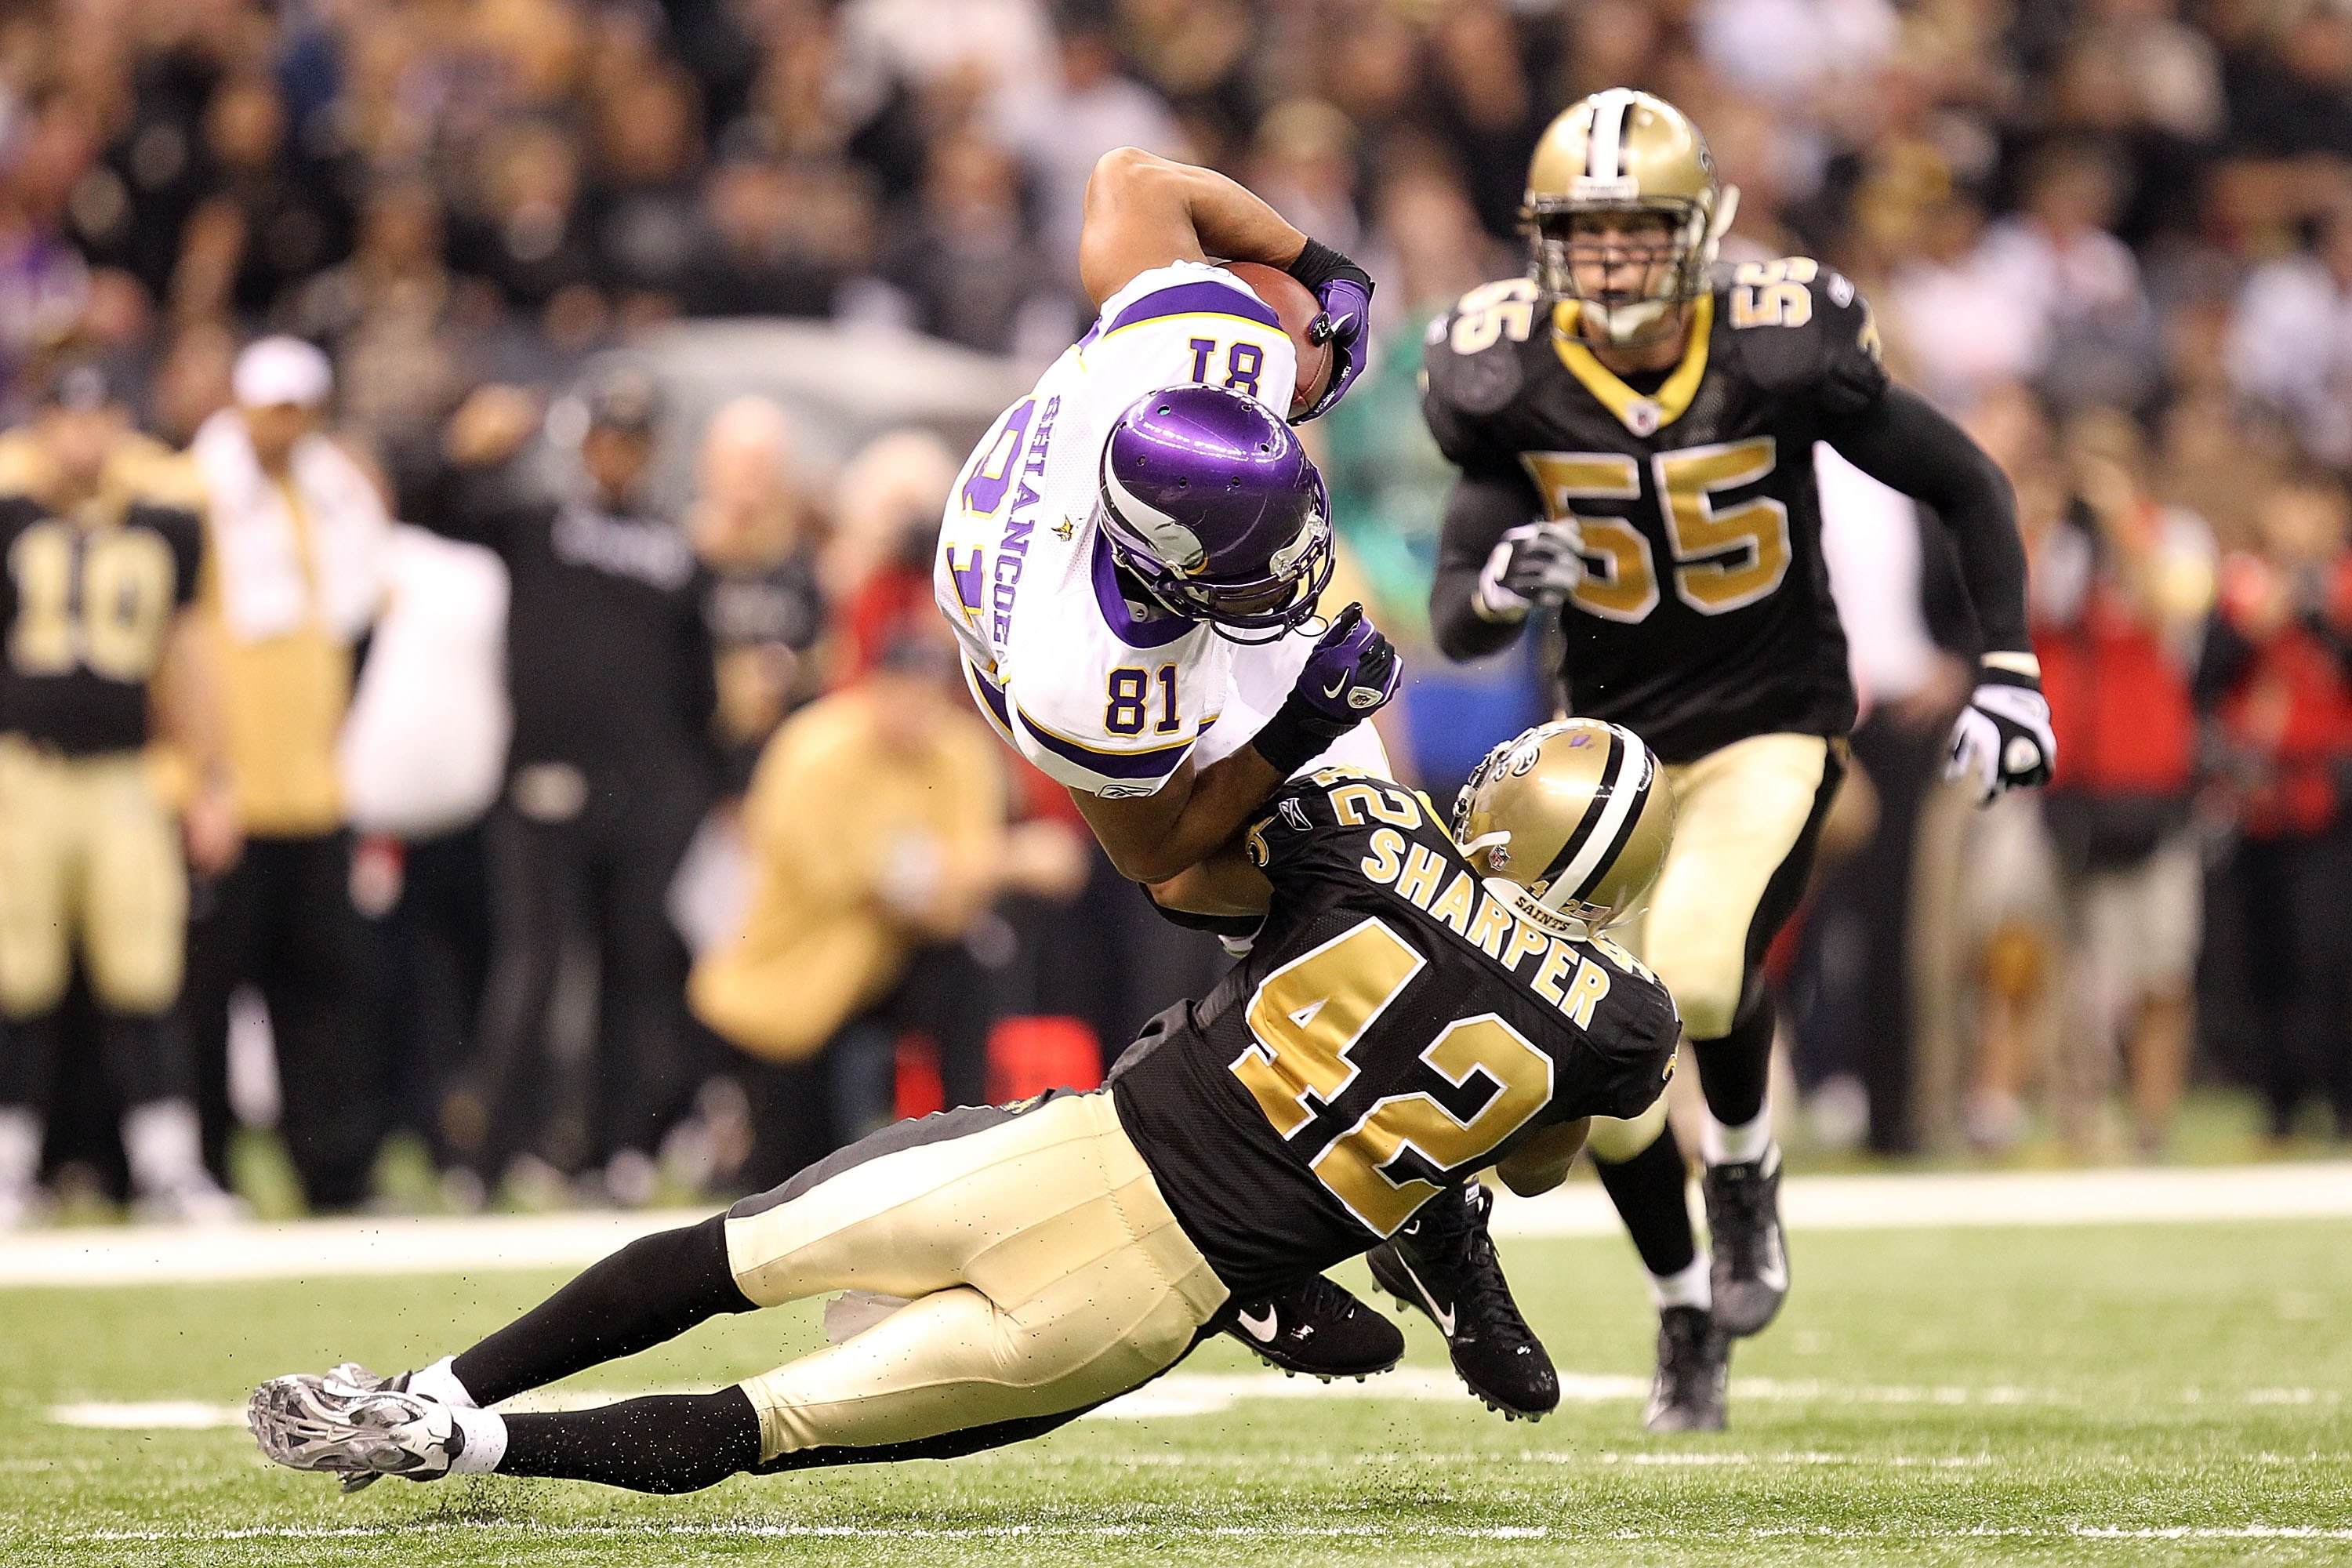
[52,1522,2352,1545]
[44,1369,2341,1432]
[2,1160,2349,1288]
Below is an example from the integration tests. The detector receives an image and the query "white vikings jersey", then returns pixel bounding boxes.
[935,262,1385,798]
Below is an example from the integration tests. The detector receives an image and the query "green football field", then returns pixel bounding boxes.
[4,1211,2350,1566]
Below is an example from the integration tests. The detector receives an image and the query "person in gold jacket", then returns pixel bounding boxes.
[183,337,393,1210]
[691,616,1083,1188]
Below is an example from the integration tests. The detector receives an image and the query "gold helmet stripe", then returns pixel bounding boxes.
[1584,88,1637,183]
[1548,727,1653,902]
[1533,726,1625,888]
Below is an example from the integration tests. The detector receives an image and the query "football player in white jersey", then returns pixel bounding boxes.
[932,150,1556,1414]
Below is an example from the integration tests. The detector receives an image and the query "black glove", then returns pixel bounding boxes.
[1250,603,1401,775]
[1286,238,1375,422]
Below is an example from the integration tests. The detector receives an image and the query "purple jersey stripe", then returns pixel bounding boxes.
[1016,707,1193,779]
[1104,278,1280,336]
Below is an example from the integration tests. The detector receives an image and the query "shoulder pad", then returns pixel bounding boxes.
[1718,259,1889,415]
[1421,278,1538,466]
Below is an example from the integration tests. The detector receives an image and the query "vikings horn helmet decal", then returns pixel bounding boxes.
[1096,385,1335,642]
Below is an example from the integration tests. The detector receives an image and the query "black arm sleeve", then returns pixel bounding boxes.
[1428,466,1544,663]
[1823,383,2031,656]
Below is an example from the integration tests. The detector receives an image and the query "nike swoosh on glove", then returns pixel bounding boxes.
[1946,672,2056,804]
[1475,521,1584,622]
[1289,603,1401,735]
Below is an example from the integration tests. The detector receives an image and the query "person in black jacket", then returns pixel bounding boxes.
[422,363,719,1204]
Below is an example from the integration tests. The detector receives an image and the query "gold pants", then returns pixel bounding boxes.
[0,742,185,1018]
[1614,731,1838,1042]
[724,1091,1229,1462]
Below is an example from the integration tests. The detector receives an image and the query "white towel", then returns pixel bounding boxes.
[191,410,390,644]
[338,526,511,839]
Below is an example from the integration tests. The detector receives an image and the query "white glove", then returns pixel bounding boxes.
[1946,676,2056,804]
[1473,521,1584,623]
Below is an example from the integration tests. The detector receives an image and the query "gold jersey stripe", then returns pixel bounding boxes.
[1550,292,1715,436]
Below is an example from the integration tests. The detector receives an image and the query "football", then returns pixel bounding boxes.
[1223,260,1333,418]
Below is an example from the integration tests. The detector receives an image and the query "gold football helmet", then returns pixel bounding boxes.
[1522,89,1738,345]
[1453,718,1675,931]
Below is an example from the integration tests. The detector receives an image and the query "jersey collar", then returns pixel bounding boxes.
[1548,292,1713,438]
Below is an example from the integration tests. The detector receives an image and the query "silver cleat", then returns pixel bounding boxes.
[249,1364,458,1494]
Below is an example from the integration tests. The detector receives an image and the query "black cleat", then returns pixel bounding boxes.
[1703,1145,1788,1338]
[1643,1305,1729,1432]
[1224,1273,1403,1381]
[1365,1182,1559,1421]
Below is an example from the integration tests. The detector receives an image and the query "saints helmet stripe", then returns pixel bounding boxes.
[1549,727,1648,898]
[1584,89,1635,182]
[1537,728,1626,888]
[1566,747,1657,903]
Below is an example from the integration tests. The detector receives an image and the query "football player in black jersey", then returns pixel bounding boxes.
[249,721,1680,1494]
[1423,90,2051,1431]
[0,352,243,1227]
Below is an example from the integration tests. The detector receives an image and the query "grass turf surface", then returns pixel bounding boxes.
[2,1219,2348,1566]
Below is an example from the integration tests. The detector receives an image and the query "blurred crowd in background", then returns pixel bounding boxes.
[5,0,2352,1221]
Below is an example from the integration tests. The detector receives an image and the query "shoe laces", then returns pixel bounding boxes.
[1290,1272,1363,1329]
[1410,1186,1538,1355]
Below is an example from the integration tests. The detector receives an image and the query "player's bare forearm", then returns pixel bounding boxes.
[1069,746,1287,886]
[1144,845,1272,919]
[1079,148,1308,308]
[1494,1118,1590,1197]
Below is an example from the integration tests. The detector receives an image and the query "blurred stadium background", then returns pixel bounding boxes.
[5,0,2352,1559]
[3,0,2350,1215]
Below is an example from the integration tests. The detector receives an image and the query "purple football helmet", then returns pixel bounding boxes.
[1096,385,1334,641]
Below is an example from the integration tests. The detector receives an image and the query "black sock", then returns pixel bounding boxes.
[1592,1127,1696,1279]
[1690,985,1775,1130]
[452,1214,753,1406]
[499,1388,762,1494]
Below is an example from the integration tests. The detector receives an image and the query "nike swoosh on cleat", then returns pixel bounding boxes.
[1236,1305,1280,1343]
[1397,1255,1456,1338]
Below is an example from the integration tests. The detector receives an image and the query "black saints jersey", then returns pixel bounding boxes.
[1109,769,1679,1301]
[1424,262,1889,763]
[0,446,204,757]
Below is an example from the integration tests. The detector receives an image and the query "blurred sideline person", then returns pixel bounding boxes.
[0,351,242,1226]
[2198,470,2352,1139]
[1423,93,2044,1428]
[691,615,1085,1190]
[935,145,1490,1393]
[689,397,828,797]
[185,336,393,1212]
[423,365,717,1205]
[250,721,1679,1494]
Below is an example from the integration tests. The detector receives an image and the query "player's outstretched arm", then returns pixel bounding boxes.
[1825,383,2053,799]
